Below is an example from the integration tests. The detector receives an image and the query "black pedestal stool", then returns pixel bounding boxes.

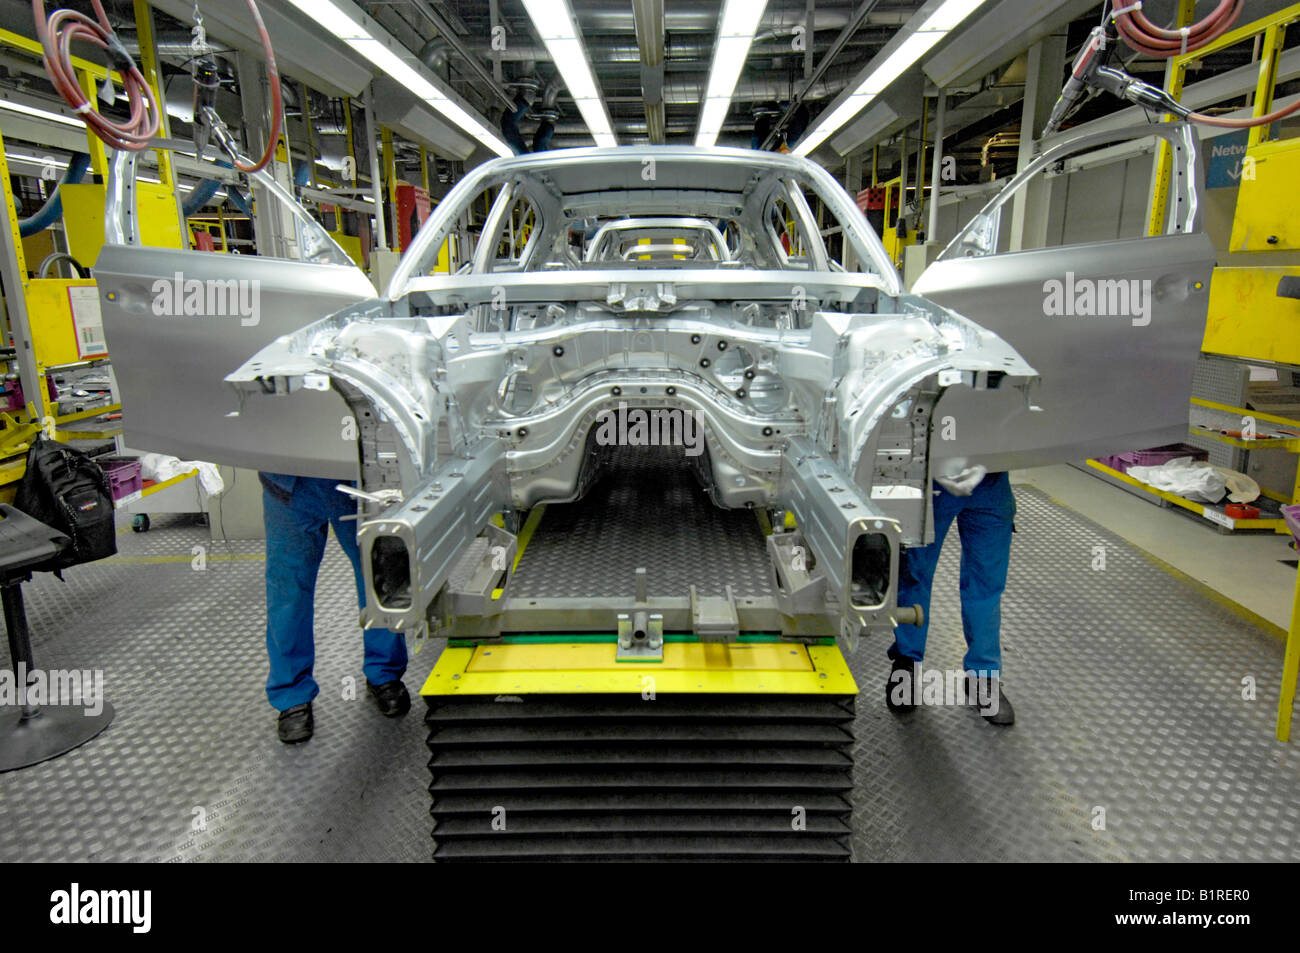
[0,503,114,772]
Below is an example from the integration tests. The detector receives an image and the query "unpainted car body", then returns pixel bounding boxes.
[96,125,1213,645]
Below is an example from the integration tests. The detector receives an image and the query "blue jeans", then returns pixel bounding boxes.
[890,472,1015,677]
[262,474,407,711]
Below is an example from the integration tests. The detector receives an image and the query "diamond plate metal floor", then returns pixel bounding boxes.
[1,487,1297,862]
[510,445,774,599]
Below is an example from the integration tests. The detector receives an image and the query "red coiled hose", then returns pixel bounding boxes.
[1112,0,1300,128]
[1111,0,1243,57]
[33,0,282,173]
[32,0,159,151]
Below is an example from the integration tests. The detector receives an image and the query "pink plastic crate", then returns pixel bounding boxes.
[0,382,24,413]
[101,459,143,501]
[1099,443,1208,475]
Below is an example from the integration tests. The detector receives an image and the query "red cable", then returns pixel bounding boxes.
[32,0,159,151]
[1111,0,1300,128]
[33,0,282,173]
[1112,0,1243,57]
[227,0,281,174]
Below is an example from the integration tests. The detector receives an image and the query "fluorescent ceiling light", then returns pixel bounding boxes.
[794,0,990,156]
[719,0,768,37]
[695,98,732,141]
[0,99,82,127]
[695,0,769,147]
[0,150,149,180]
[5,152,68,169]
[282,0,511,156]
[919,0,988,32]
[860,33,946,95]
[520,0,616,147]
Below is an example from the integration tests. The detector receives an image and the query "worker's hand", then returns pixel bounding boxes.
[935,465,987,496]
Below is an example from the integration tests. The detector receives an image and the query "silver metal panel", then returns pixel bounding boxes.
[919,231,1215,471]
[914,122,1215,471]
[94,245,377,478]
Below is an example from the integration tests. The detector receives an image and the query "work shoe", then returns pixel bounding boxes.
[367,679,411,718]
[277,702,314,744]
[885,657,919,713]
[967,675,1015,726]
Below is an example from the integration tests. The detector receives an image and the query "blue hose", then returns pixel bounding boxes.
[500,96,530,155]
[227,188,252,218]
[17,152,90,237]
[182,177,222,216]
[182,159,257,218]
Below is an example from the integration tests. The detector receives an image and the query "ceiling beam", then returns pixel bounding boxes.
[633,0,666,144]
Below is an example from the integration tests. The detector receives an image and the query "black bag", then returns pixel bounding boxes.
[13,435,117,572]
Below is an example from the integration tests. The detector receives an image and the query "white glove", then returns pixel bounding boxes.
[935,464,987,496]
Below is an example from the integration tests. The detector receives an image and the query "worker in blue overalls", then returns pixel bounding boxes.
[260,473,409,743]
[886,466,1016,726]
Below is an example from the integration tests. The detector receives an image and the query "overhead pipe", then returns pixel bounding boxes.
[762,0,885,149]
[461,32,891,64]
[418,36,452,77]
[500,82,560,154]
[532,82,560,152]
[399,1,516,110]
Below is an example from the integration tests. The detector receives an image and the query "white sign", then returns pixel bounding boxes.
[66,286,108,358]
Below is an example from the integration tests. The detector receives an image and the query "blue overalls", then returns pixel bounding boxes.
[260,473,407,711]
[890,471,1015,677]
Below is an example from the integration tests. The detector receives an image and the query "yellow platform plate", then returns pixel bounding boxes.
[422,642,857,696]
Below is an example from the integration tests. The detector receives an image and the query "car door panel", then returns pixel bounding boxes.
[917,231,1215,472]
[96,244,377,478]
[913,122,1214,472]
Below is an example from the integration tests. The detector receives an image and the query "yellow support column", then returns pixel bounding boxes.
[0,128,28,280]
[1247,23,1287,149]
[131,0,175,192]
[74,69,110,180]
